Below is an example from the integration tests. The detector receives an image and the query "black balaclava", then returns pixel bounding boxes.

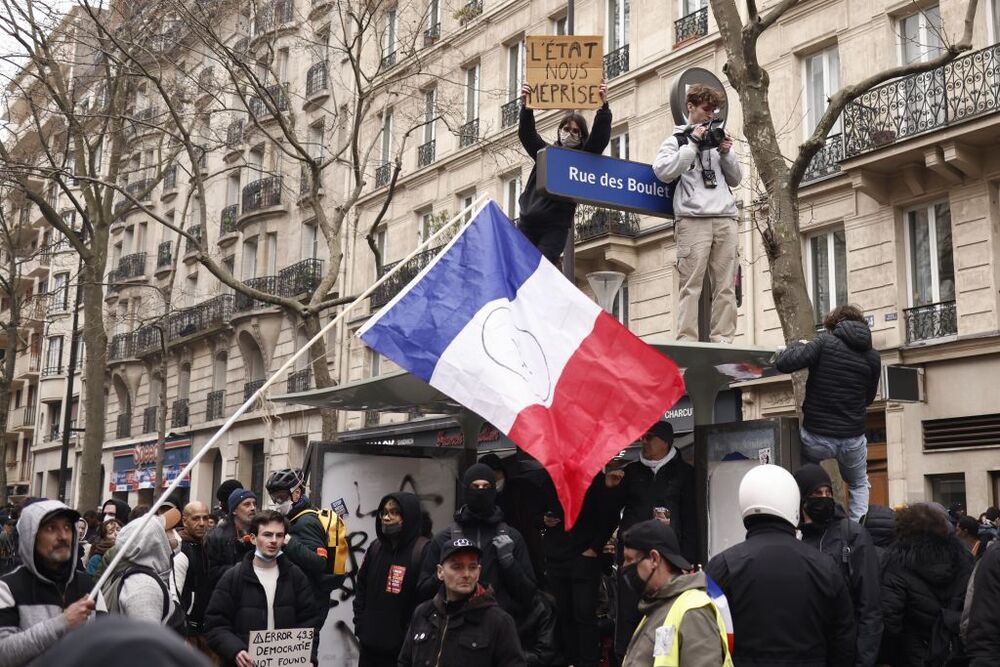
[462,463,497,518]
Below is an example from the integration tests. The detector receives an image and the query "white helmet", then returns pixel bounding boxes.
[739,464,800,527]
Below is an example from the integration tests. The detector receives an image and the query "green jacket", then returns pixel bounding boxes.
[286,504,342,617]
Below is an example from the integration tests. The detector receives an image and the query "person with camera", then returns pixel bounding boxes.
[653,84,743,343]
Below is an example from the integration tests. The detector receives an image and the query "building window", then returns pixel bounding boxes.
[302,224,318,260]
[905,202,954,308]
[803,46,841,137]
[608,0,630,51]
[368,347,382,377]
[381,109,393,166]
[464,64,480,123]
[991,0,1000,45]
[806,229,847,324]
[459,191,477,222]
[612,281,629,325]
[373,227,387,279]
[899,6,944,65]
[608,131,630,160]
[553,15,568,35]
[503,174,521,221]
[927,472,965,510]
[507,41,525,103]
[51,272,69,310]
[423,89,436,144]
[418,211,434,244]
[45,336,63,374]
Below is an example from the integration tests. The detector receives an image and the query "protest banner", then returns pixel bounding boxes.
[248,628,314,666]
[525,35,604,110]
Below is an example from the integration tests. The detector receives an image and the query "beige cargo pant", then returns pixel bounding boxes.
[675,216,738,342]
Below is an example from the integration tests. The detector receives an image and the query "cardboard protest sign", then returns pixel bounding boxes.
[248,628,314,666]
[525,35,604,110]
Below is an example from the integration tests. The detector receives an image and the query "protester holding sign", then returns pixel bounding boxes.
[517,78,611,265]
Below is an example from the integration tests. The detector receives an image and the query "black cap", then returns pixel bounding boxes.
[645,421,674,443]
[622,520,691,571]
[794,463,833,499]
[439,537,483,564]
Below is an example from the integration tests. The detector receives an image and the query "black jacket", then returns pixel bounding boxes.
[880,534,973,666]
[398,588,526,667]
[965,540,1000,666]
[179,535,212,633]
[203,552,319,666]
[517,104,612,230]
[706,516,856,666]
[800,507,884,666]
[775,320,881,437]
[608,456,698,563]
[204,518,254,589]
[541,474,616,568]
[286,496,342,617]
[353,492,429,654]
[417,506,537,615]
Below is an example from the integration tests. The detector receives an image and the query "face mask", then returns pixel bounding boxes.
[103,514,116,523]
[466,487,497,516]
[382,523,403,536]
[805,496,836,525]
[275,500,293,515]
[495,479,505,493]
[254,548,281,562]
[559,129,581,148]
[622,559,655,597]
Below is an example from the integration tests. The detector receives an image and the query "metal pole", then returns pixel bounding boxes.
[57,254,85,503]
[561,0,576,283]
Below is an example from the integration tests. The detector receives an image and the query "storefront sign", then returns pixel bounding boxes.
[341,422,512,450]
[109,440,192,492]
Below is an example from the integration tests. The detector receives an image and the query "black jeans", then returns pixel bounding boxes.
[517,219,570,265]
[359,644,399,667]
[548,555,602,667]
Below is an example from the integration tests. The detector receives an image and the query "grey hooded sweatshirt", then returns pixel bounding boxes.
[0,500,107,667]
[101,516,177,624]
[652,126,742,218]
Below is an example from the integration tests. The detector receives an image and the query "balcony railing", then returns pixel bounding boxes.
[242,176,283,213]
[126,178,155,202]
[279,258,323,296]
[116,412,131,439]
[254,0,294,35]
[287,368,312,393]
[417,140,436,168]
[234,276,280,312]
[501,98,519,129]
[424,22,441,46]
[802,134,844,183]
[226,119,244,147]
[674,6,709,45]
[171,398,190,427]
[207,390,226,420]
[381,51,397,69]
[244,378,266,401]
[41,364,62,377]
[575,206,641,242]
[19,403,36,428]
[370,245,443,310]
[248,83,290,119]
[459,118,479,147]
[142,406,158,433]
[375,163,391,188]
[168,294,234,340]
[116,252,147,280]
[220,204,239,236]
[306,61,328,98]
[157,241,172,268]
[604,44,629,80]
[135,324,161,356]
[844,43,1000,158]
[904,301,957,344]
[186,224,204,253]
[108,332,136,360]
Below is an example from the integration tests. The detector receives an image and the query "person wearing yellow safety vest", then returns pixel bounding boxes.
[620,520,732,667]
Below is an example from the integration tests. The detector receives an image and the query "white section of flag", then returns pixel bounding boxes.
[428,260,602,432]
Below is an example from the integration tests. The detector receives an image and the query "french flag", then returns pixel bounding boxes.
[358,201,685,527]
[706,573,735,653]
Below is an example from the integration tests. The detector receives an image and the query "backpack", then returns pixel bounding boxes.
[291,508,349,576]
[102,564,187,634]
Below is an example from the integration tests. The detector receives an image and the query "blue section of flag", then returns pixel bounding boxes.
[359,201,542,382]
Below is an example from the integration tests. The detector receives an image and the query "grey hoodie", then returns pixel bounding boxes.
[652,126,742,218]
[0,500,107,667]
[101,516,177,624]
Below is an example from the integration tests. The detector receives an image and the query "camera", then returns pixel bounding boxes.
[687,118,727,150]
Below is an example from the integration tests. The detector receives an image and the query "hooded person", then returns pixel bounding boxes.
[100,510,185,631]
[101,499,132,525]
[417,463,537,617]
[794,464,883,667]
[0,500,107,667]
[352,492,430,667]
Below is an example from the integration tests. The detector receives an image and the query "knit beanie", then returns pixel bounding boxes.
[793,464,832,499]
[227,488,257,514]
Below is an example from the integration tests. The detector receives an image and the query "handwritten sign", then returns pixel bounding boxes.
[525,35,604,110]
[248,628,313,666]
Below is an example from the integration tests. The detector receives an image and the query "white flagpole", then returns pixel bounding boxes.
[90,194,491,598]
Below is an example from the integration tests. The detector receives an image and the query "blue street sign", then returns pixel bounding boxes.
[536,146,674,218]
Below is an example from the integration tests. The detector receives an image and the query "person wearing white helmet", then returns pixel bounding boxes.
[705,465,857,667]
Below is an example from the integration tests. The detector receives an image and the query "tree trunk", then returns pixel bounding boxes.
[0,321,17,506]
[301,313,338,441]
[154,327,168,499]
[77,254,110,511]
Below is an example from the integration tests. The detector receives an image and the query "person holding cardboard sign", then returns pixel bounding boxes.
[516,81,611,265]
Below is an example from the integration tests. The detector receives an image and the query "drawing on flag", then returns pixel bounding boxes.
[358,200,685,527]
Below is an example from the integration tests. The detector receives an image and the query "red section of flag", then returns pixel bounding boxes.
[508,312,685,529]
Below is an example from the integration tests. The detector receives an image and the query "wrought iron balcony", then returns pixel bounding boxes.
[575,205,641,242]
[248,83,290,119]
[424,22,441,46]
[604,44,629,80]
[157,241,172,268]
[501,98,519,129]
[116,412,131,439]
[171,398,189,427]
[381,51,397,69]
[279,258,323,296]
[802,134,844,183]
[162,165,177,192]
[287,368,312,393]
[254,0,294,35]
[234,276,280,312]
[226,119,244,147]
[242,175,283,213]
[142,406,158,433]
[207,390,226,420]
[116,252,147,280]
[135,324,161,356]
[674,6,708,45]
[108,332,136,360]
[244,378,266,401]
[186,224,204,254]
[306,61,328,98]
[459,118,479,147]
[126,106,161,138]
[417,140,436,168]
[41,364,62,377]
[844,42,1000,158]
[220,204,239,236]
[370,245,443,310]
[167,294,234,339]
[375,163,391,188]
[904,300,957,344]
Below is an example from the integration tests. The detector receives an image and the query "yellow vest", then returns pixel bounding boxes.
[631,588,734,667]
